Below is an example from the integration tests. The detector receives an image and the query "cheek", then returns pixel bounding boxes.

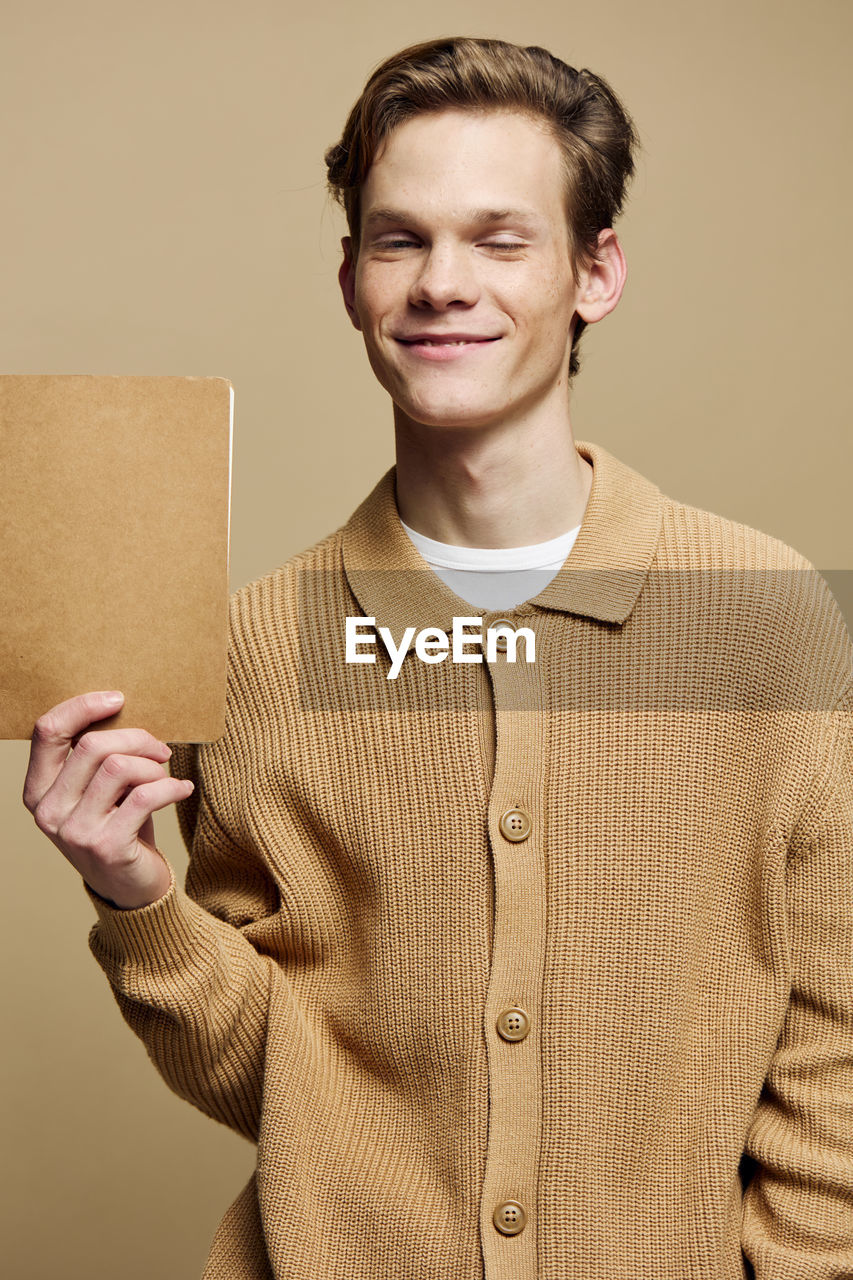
[538,274,579,339]
[511,286,574,344]
[498,261,573,319]
[355,269,403,331]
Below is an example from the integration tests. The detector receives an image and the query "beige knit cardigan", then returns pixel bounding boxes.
[88,440,853,1280]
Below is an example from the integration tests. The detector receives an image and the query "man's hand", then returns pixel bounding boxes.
[22,691,194,909]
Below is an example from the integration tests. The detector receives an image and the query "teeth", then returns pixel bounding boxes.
[421,339,468,346]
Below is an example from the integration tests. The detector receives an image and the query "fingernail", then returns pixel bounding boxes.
[104,691,124,705]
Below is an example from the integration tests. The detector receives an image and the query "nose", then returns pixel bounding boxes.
[408,241,480,310]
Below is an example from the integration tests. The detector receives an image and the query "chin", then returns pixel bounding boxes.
[396,398,500,431]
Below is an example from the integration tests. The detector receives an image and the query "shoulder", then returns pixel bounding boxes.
[654,495,852,708]
[219,527,347,707]
[657,493,812,572]
[173,528,350,800]
[229,527,345,632]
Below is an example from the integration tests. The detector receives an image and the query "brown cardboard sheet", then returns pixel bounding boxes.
[1,375,232,741]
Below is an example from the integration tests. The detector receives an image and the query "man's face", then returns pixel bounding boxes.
[338,108,604,434]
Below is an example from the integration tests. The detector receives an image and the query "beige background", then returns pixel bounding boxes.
[2,1,850,1276]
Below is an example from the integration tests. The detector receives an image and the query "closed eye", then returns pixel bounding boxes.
[373,239,527,252]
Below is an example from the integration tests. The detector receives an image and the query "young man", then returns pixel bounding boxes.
[23,36,853,1280]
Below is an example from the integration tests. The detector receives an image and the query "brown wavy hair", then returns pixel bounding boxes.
[325,36,640,378]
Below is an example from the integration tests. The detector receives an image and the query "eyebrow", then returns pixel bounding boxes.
[362,207,543,230]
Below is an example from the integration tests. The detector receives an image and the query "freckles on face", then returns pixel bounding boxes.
[348,109,586,428]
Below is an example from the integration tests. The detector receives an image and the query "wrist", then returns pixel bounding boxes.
[86,855,173,911]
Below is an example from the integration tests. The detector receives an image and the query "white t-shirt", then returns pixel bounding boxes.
[400,518,581,611]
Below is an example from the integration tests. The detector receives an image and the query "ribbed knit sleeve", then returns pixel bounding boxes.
[86,860,275,1141]
[741,682,853,1278]
[85,579,299,1145]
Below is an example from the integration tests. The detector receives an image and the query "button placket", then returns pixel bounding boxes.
[479,618,546,1279]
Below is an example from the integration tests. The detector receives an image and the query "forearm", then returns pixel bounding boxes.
[742,695,853,1276]
[87,860,274,1141]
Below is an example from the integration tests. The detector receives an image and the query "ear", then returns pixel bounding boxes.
[338,236,362,332]
[574,229,627,325]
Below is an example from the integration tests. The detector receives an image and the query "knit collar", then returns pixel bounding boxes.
[341,439,664,635]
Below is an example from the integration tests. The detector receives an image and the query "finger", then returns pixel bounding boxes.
[101,775,195,849]
[50,756,178,856]
[23,691,125,810]
[66,754,171,828]
[41,728,172,816]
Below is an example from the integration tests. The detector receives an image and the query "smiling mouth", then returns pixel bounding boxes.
[397,337,500,346]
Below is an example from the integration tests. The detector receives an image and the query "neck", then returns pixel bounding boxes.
[393,404,593,549]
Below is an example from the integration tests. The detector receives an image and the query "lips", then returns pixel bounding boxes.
[393,334,500,363]
[396,334,500,345]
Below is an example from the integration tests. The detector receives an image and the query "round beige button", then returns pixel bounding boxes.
[497,1007,531,1042]
[493,1201,527,1235]
[489,618,516,653]
[499,807,532,842]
